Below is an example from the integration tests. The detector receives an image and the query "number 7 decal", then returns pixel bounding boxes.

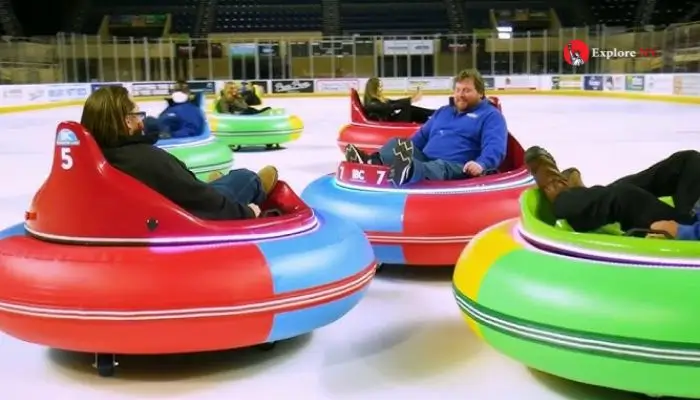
[376,170,386,184]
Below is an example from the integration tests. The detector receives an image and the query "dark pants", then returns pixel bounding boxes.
[376,137,466,183]
[209,169,266,205]
[554,150,700,232]
[238,106,272,115]
[389,105,434,124]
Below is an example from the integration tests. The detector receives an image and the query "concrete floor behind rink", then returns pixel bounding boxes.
[0,95,697,399]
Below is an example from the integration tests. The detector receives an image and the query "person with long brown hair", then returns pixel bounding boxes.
[362,77,433,123]
[215,82,270,115]
[80,85,278,220]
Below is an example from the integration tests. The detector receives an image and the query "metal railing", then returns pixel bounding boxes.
[0,24,698,84]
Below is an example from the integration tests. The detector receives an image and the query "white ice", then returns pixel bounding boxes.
[0,95,697,399]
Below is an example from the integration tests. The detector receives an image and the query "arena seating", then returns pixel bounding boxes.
[464,9,491,30]
[650,1,697,27]
[83,0,197,34]
[212,0,322,32]
[588,0,638,26]
[340,1,448,33]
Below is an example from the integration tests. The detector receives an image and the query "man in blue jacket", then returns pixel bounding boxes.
[344,69,508,187]
[157,80,205,138]
[525,146,700,240]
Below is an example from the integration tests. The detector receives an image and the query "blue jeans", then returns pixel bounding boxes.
[378,138,467,183]
[209,169,266,205]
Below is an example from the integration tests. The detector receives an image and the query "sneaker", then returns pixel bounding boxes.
[389,138,414,187]
[257,165,279,195]
[345,144,368,164]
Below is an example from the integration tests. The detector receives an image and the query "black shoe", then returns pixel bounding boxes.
[389,139,414,187]
[345,144,368,164]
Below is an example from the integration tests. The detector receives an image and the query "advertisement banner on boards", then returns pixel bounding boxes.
[382,40,434,56]
[244,80,270,94]
[625,75,645,91]
[45,84,90,102]
[315,79,360,94]
[407,77,452,91]
[495,76,537,90]
[603,75,625,91]
[551,75,582,90]
[378,78,408,92]
[130,82,173,97]
[1,85,25,105]
[271,79,314,94]
[671,74,700,96]
[645,74,674,94]
[188,80,216,94]
[484,77,495,90]
[583,75,604,91]
[90,83,123,92]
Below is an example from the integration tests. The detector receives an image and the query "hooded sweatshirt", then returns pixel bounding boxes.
[410,98,507,170]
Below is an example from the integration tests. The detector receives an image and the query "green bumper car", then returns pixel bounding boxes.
[208,104,304,151]
[453,188,700,398]
[155,92,233,181]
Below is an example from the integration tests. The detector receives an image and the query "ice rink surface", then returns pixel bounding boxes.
[0,95,698,399]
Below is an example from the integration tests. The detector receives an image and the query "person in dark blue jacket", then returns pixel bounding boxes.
[157,80,205,138]
[344,69,508,187]
[525,146,700,240]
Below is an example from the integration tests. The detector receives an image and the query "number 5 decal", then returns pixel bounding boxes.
[61,147,73,170]
[376,170,386,184]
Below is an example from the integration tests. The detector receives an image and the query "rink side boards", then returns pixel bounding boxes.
[1,74,699,114]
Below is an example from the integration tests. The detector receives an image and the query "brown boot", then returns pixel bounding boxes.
[257,165,279,195]
[524,146,570,203]
[562,168,585,188]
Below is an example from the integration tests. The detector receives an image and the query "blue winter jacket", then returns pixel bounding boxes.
[410,99,507,170]
[158,97,205,138]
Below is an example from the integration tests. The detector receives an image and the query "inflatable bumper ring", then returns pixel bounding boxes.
[0,122,376,377]
[302,134,533,266]
[208,108,304,151]
[337,88,419,153]
[453,188,700,398]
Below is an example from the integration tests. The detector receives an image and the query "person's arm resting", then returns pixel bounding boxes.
[475,112,508,171]
[160,155,255,220]
[677,222,700,240]
[410,107,439,150]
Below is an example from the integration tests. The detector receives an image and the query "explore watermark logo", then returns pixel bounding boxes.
[564,39,658,66]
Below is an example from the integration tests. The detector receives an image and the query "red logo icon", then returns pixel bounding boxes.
[564,40,590,67]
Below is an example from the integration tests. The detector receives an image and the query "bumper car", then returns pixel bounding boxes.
[156,92,233,180]
[208,98,303,152]
[453,188,700,398]
[337,88,420,153]
[0,122,376,377]
[302,132,533,266]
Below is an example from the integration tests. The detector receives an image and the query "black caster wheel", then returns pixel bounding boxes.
[257,342,276,351]
[265,144,274,149]
[93,353,118,377]
[231,145,241,151]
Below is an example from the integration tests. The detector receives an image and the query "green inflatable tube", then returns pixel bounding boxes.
[158,136,234,181]
[453,188,700,398]
[208,107,304,150]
